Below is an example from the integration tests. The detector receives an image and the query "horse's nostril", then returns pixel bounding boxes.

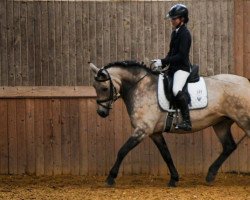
[97,110,108,118]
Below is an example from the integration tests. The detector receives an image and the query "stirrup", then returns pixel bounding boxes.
[175,121,192,131]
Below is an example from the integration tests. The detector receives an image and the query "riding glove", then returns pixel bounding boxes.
[151,59,162,72]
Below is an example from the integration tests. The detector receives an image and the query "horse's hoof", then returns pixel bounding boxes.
[105,177,115,187]
[206,171,216,184]
[168,179,177,187]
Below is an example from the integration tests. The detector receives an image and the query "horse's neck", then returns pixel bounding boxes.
[109,66,140,80]
[108,67,141,89]
[108,67,155,114]
[108,67,147,92]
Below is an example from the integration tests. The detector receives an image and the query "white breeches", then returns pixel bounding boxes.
[173,70,190,96]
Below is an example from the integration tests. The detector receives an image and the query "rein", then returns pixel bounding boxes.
[124,72,148,92]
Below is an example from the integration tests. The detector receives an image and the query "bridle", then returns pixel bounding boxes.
[95,67,148,110]
[94,68,120,110]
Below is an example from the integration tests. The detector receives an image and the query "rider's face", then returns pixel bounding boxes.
[171,17,182,28]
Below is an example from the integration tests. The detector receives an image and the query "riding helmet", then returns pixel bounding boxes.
[166,4,189,23]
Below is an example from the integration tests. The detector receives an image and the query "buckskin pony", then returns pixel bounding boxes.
[89,61,250,187]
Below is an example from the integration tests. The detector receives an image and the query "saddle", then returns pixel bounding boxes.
[158,65,208,132]
[163,65,200,109]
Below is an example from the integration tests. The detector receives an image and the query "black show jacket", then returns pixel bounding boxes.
[161,25,192,74]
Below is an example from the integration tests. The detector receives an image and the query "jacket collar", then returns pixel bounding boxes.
[174,24,186,35]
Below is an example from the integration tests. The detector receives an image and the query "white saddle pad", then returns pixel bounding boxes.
[158,74,208,112]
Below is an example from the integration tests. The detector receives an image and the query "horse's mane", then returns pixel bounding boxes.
[103,60,152,73]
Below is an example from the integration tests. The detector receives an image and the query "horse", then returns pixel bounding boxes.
[89,61,250,187]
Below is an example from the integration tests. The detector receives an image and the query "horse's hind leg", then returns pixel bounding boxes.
[206,118,237,183]
[150,133,179,187]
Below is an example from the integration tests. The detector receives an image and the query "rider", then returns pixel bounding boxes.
[153,4,192,131]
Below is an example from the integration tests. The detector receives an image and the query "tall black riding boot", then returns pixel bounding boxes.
[175,91,192,131]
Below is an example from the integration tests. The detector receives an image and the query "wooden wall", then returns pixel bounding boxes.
[234,0,250,78]
[0,87,248,176]
[0,0,249,176]
[0,0,235,86]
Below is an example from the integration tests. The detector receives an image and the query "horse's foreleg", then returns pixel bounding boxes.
[106,128,145,186]
[206,119,236,183]
[150,133,179,187]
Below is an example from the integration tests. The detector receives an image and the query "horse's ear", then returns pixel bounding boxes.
[89,62,99,74]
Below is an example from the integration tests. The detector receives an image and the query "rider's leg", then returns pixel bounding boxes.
[172,70,192,131]
[172,70,190,97]
[175,90,192,131]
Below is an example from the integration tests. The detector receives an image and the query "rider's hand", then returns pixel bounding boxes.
[151,59,162,72]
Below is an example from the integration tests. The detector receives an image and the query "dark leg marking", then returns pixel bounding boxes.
[106,132,143,186]
[150,134,179,187]
[206,119,236,183]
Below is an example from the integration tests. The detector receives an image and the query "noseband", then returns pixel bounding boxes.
[95,68,120,110]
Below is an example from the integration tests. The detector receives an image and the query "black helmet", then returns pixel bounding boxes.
[166,4,189,23]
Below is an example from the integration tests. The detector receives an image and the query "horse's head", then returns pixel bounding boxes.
[90,63,120,118]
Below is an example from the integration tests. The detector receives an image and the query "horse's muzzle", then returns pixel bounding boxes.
[97,109,109,118]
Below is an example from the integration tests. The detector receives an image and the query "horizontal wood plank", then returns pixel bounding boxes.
[0,86,96,98]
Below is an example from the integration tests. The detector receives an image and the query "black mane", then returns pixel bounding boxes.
[103,60,152,73]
